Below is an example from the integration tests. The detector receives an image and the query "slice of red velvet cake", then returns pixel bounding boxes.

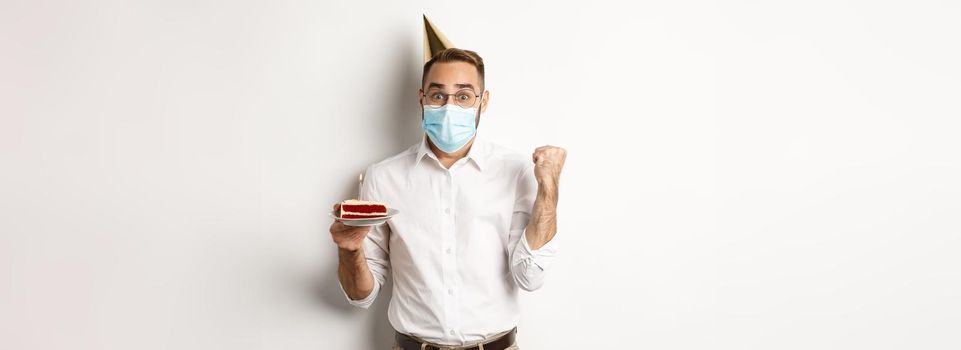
[339,199,388,219]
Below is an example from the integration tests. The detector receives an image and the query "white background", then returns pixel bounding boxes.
[2,0,960,349]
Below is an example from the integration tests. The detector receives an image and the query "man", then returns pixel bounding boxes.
[330,48,565,350]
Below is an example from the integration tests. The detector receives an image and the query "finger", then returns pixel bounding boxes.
[342,225,370,237]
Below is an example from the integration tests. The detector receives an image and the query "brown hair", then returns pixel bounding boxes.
[422,48,485,90]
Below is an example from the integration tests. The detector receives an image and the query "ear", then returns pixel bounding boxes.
[418,89,426,120]
[480,90,490,114]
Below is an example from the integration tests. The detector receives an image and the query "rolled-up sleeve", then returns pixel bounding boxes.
[507,163,559,291]
[340,165,391,309]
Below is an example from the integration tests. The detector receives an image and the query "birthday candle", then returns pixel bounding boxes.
[357,173,364,199]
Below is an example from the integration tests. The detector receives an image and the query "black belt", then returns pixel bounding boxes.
[394,327,516,350]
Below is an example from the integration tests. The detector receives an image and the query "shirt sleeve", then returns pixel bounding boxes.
[340,165,391,309]
[507,162,559,292]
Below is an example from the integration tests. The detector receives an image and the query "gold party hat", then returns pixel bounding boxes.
[423,15,455,63]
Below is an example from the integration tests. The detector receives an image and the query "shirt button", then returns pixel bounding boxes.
[445,248,452,254]
[444,208,450,214]
[448,288,453,295]
[449,329,455,335]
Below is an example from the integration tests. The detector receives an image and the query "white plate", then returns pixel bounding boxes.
[330,208,399,227]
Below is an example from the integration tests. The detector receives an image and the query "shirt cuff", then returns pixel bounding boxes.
[517,230,559,271]
[340,278,380,309]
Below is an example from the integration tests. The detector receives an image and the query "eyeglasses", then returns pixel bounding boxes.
[422,89,483,108]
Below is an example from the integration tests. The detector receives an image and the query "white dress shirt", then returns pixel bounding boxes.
[340,135,559,346]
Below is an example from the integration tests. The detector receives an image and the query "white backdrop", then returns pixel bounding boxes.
[2,0,960,349]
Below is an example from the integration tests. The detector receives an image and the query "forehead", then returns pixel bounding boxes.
[424,61,481,89]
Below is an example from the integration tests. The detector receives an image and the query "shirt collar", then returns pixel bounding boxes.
[414,135,488,172]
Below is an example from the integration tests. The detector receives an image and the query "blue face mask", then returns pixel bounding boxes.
[422,104,478,153]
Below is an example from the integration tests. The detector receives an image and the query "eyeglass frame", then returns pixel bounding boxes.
[419,88,487,108]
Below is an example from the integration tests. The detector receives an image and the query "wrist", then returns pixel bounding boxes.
[338,245,363,256]
[537,178,559,193]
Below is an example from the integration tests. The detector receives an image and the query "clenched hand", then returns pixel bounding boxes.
[532,145,567,188]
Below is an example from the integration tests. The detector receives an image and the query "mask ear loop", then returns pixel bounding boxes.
[474,90,484,127]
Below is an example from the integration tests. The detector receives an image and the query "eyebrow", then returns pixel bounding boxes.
[426,82,477,90]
